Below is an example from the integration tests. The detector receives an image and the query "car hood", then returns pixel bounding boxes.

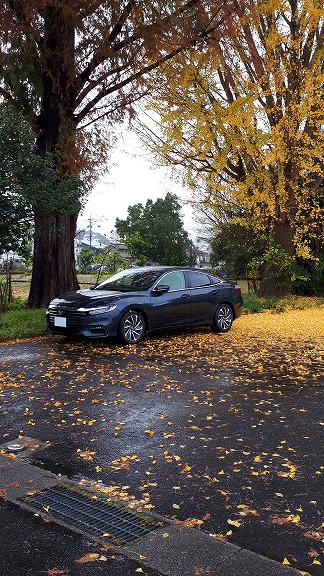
[49,289,140,310]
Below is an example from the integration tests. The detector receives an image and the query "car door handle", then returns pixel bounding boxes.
[181,293,190,298]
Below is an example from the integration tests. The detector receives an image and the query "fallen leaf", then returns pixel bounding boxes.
[76,553,100,564]
[181,464,192,474]
[286,514,301,523]
[227,519,241,528]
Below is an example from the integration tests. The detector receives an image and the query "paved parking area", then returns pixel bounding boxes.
[0,309,323,575]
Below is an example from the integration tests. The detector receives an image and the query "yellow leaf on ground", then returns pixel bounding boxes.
[286,514,300,523]
[227,519,241,528]
[144,430,155,436]
[76,553,100,564]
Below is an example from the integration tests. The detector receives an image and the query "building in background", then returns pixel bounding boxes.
[75,230,134,269]
[195,236,211,268]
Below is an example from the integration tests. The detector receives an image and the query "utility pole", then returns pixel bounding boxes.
[89,215,92,249]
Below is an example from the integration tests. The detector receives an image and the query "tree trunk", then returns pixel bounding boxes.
[259,213,294,298]
[27,210,79,308]
[25,5,80,309]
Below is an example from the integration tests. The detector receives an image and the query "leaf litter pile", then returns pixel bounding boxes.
[0,306,323,574]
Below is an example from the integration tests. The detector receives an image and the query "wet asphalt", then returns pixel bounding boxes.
[0,329,323,576]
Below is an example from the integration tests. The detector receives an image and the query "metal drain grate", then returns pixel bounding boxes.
[22,485,163,544]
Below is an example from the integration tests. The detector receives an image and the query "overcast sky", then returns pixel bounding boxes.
[77,129,199,240]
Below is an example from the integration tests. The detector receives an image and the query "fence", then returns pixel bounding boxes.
[2,274,257,304]
[0,273,98,304]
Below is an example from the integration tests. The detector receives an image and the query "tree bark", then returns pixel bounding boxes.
[258,212,294,298]
[26,4,80,308]
[27,210,79,308]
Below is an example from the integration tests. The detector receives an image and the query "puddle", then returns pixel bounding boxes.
[0,351,38,362]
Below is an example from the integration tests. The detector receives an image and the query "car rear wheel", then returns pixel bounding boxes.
[212,304,233,333]
[118,310,145,344]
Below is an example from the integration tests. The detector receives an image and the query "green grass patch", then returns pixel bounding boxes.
[0,305,46,340]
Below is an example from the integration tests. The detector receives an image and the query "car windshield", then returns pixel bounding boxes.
[94,269,163,292]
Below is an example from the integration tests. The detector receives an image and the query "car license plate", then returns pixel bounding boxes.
[54,316,66,327]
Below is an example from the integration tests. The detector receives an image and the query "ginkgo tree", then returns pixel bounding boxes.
[136,0,324,295]
[0,0,237,308]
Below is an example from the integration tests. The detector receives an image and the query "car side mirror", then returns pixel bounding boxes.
[152,284,170,295]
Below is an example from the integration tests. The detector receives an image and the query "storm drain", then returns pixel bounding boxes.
[21,485,163,545]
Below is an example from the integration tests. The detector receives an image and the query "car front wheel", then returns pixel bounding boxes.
[212,304,233,333]
[118,310,145,344]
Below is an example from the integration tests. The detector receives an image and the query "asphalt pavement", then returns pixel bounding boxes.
[0,329,323,576]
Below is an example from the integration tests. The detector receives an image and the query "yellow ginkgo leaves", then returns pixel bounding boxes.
[76,553,107,563]
[227,519,241,528]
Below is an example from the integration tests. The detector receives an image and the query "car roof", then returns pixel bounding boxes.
[127,266,209,273]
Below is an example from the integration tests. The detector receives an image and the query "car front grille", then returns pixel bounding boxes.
[48,307,83,329]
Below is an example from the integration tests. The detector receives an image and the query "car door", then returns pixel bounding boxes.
[149,270,192,329]
[185,270,221,323]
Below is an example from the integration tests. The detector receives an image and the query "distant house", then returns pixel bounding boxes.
[0,251,25,270]
[195,236,211,268]
[75,230,134,266]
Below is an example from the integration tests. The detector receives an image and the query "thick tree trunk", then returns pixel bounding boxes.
[259,213,294,297]
[25,5,80,308]
[27,210,79,308]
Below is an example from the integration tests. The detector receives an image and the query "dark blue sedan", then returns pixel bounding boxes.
[46,266,243,344]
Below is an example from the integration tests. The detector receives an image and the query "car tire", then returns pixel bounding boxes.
[118,310,145,344]
[212,304,233,333]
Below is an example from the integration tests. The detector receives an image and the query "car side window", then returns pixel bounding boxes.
[187,271,211,288]
[157,271,186,291]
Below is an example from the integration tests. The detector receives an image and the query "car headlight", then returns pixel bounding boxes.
[48,299,61,307]
[79,304,118,315]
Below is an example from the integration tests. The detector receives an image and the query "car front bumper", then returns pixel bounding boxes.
[46,308,120,338]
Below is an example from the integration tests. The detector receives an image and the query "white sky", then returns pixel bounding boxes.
[77,130,200,240]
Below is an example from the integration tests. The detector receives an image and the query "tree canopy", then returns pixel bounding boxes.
[115,193,192,265]
[0,105,37,254]
[0,0,233,306]
[136,0,324,295]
